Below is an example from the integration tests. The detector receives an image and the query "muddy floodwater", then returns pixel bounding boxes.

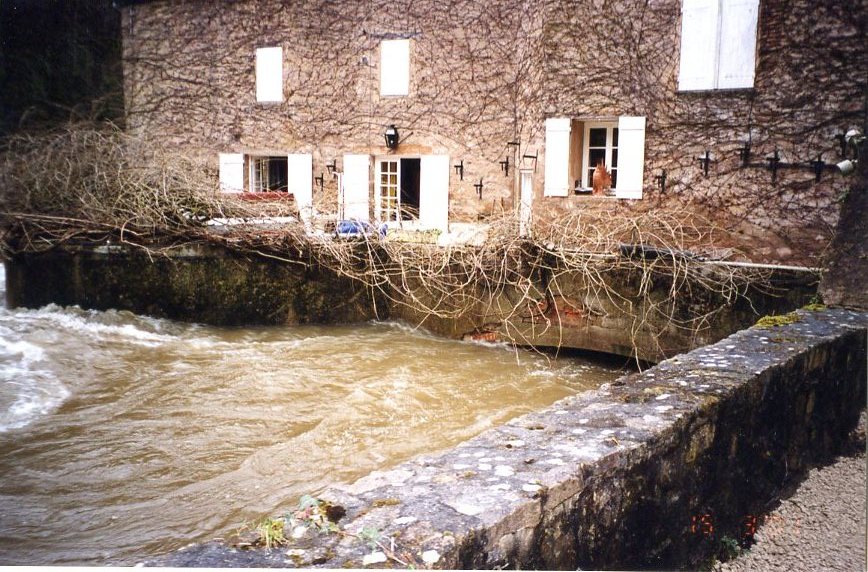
[0,267,623,565]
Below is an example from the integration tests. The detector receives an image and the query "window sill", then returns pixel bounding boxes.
[573,189,618,199]
[236,192,295,201]
[676,87,756,96]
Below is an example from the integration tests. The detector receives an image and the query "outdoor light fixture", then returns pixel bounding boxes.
[384,125,399,149]
[844,128,866,149]
[474,178,484,198]
[326,160,337,174]
[454,160,464,180]
[655,170,667,194]
[833,128,863,176]
[697,151,712,177]
[836,159,857,176]
[523,152,538,171]
[314,173,325,192]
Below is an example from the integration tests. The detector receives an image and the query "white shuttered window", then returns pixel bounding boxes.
[256,47,283,102]
[544,117,571,197]
[342,154,371,222]
[678,0,759,91]
[419,155,450,232]
[615,116,646,200]
[218,153,244,193]
[380,39,410,96]
[287,154,313,220]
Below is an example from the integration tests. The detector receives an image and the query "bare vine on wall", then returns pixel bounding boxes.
[117,0,866,266]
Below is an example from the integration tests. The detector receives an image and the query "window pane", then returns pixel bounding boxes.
[611,149,618,168]
[589,148,606,168]
[589,128,607,147]
[380,39,410,96]
[612,128,619,147]
[611,170,617,189]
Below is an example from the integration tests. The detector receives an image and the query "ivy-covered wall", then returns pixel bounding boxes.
[119,0,865,265]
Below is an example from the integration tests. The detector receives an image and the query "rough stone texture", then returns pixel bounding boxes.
[145,308,867,570]
[119,0,866,266]
[4,244,817,362]
[3,243,383,326]
[395,259,818,362]
[819,155,868,310]
[716,412,866,572]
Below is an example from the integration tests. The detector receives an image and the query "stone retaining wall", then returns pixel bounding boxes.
[149,308,867,569]
[4,243,816,362]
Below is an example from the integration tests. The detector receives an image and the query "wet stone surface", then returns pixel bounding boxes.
[147,308,867,569]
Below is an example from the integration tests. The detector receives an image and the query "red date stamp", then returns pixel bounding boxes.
[690,513,801,541]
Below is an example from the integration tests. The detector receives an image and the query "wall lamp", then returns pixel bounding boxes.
[836,159,858,175]
[523,152,538,171]
[384,125,399,149]
[474,178,484,198]
[500,155,510,177]
[314,173,325,192]
[836,129,864,175]
[326,159,337,174]
[454,160,464,180]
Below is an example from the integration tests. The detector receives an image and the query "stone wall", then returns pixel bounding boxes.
[538,0,864,266]
[119,0,865,266]
[4,243,817,362]
[3,244,382,326]
[147,308,868,569]
[121,0,542,221]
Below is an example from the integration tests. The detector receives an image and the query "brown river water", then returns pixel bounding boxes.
[0,267,623,565]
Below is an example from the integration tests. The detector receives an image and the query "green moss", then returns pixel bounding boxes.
[372,498,401,508]
[802,303,827,311]
[755,312,801,328]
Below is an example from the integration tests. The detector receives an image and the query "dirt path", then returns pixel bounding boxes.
[717,413,866,572]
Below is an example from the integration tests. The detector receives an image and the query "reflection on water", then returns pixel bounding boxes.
[0,266,622,565]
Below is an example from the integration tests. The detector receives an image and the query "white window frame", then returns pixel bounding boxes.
[248,156,289,193]
[256,46,283,102]
[581,121,619,190]
[376,158,404,223]
[380,39,410,97]
[677,0,759,91]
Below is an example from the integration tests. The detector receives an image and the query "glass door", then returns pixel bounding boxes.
[378,159,400,222]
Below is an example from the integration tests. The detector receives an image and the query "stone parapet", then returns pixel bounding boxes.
[147,308,867,569]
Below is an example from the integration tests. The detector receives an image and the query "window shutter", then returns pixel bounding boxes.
[256,47,283,102]
[287,154,313,220]
[342,154,370,222]
[615,116,646,200]
[419,155,450,232]
[717,0,759,89]
[380,39,410,96]
[544,117,571,197]
[218,153,244,193]
[677,0,720,91]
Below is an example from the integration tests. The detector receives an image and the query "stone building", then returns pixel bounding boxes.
[117,0,865,264]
